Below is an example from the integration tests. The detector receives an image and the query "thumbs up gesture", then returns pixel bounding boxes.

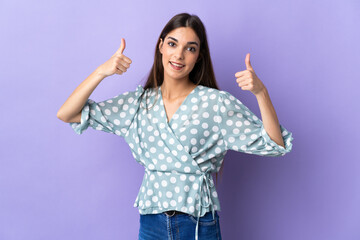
[235,53,266,96]
[96,38,133,78]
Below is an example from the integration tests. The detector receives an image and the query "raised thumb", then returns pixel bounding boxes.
[245,53,253,70]
[117,38,126,54]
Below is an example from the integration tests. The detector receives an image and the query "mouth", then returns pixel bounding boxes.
[169,61,185,70]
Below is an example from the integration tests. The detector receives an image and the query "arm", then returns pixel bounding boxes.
[57,69,105,123]
[57,38,132,123]
[56,69,105,122]
[235,53,285,148]
[255,88,285,148]
[217,90,293,156]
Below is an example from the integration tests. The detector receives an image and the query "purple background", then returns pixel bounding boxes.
[1,0,359,239]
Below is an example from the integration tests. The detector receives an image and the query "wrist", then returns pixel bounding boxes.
[94,66,107,79]
[255,87,268,99]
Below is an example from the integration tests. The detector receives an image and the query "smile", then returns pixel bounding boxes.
[169,61,185,70]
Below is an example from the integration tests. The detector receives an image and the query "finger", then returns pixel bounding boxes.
[236,78,246,83]
[237,79,250,86]
[236,76,247,82]
[236,74,251,82]
[116,38,126,54]
[121,55,132,64]
[118,58,131,68]
[115,68,124,75]
[235,70,247,78]
[245,53,253,71]
[116,64,127,73]
[240,85,250,91]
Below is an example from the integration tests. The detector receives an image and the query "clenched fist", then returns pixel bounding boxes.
[97,38,132,77]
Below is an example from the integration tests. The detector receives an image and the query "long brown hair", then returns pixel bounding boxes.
[140,12,224,187]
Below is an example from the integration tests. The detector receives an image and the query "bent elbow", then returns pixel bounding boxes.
[57,110,68,123]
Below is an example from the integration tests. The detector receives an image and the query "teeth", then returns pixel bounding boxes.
[171,62,184,67]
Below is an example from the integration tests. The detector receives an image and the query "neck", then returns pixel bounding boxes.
[161,79,196,99]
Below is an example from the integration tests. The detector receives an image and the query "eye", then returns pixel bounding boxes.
[168,42,175,47]
[188,47,196,52]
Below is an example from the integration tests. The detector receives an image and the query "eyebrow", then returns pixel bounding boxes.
[166,36,199,46]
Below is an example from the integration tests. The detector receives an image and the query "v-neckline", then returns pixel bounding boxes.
[159,85,198,124]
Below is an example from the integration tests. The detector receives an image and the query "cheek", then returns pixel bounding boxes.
[161,51,169,63]
[188,54,199,65]
[162,47,173,57]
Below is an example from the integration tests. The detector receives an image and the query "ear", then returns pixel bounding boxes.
[158,38,163,54]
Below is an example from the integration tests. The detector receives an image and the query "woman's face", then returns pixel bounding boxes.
[159,27,200,83]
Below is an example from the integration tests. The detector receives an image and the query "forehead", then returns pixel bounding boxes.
[166,27,200,43]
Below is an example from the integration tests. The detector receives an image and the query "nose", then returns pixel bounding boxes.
[174,47,184,60]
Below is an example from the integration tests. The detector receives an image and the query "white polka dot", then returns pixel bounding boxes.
[180,175,186,181]
[161,180,168,187]
[189,206,194,213]
[170,200,177,207]
[170,177,176,183]
[166,191,173,198]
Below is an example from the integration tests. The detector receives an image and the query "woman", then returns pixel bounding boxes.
[57,12,293,240]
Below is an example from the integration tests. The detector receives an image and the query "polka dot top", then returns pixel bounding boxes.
[69,84,294,239]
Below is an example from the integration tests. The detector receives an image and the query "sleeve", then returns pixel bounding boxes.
[216,90,293,156]
[69,84,144,137]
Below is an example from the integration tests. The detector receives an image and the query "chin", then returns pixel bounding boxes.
[164,69,188,79]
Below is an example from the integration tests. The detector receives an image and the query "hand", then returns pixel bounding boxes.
[96,38,132,77]
[235,53,266,96]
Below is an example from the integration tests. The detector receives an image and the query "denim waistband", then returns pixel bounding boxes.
[163,210,186,216]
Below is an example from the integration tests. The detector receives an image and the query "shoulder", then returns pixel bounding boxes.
[115,84,146,100]
[197,85,242,104]
[197,85,221,99]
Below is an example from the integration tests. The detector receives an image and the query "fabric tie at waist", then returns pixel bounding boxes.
[195,168,215,240]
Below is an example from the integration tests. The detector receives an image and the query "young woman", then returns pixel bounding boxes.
[57,12,293,240]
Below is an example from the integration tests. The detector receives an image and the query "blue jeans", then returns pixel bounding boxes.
[138,210,222,240]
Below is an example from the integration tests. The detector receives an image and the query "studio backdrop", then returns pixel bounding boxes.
[0,0,359,240]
